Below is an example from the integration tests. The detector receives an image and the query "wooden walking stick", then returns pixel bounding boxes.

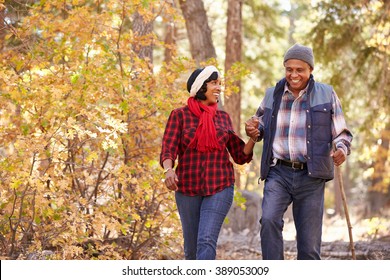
[335,164,356,260]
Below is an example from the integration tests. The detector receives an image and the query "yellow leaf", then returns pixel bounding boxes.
[86,151,98,162]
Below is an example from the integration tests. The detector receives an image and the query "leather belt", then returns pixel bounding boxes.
[277,159,307,170]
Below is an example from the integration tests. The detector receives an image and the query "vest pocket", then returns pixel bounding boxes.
[312,103,332,126]
[311,104,332,142]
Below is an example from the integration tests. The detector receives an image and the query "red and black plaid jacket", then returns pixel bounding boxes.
[160,106,253,196]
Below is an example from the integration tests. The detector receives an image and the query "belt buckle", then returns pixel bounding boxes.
[291,162,302,169]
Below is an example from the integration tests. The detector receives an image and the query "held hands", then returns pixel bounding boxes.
[331,148,346,166]
[164,169,178,191]
[245,116,260,141]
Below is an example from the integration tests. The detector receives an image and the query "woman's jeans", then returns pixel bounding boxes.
[260,164,325,260]
[175,185,234,260]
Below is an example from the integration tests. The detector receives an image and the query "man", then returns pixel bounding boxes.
[246,43,353,260]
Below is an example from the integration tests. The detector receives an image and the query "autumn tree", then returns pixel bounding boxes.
[0,0,185,259]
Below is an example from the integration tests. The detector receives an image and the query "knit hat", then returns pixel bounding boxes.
[283,43,314,69]
[187,68,203,94]
[187,66,220,97]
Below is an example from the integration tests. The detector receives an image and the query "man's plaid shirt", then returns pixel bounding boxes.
[160,106,252,196]
[257,83,352,163]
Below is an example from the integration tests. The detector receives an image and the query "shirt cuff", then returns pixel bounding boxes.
[256,127,264,142]
[335,142,348,156]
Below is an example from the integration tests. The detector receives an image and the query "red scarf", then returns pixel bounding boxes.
[187,97,221,152]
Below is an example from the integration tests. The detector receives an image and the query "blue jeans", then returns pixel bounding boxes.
[260,164,325,260]
[175,185,234,260]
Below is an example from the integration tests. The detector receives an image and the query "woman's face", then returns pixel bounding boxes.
[201,77,222,105]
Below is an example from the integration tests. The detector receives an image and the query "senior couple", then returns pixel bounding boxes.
[160,44,353,260]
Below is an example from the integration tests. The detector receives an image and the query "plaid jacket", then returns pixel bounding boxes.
[160,106,252,196]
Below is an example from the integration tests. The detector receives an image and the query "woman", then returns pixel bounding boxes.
[160,66,258,260]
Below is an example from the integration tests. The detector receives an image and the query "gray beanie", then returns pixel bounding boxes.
[283,43,314,69]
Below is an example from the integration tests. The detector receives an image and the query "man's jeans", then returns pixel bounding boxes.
[260,164,325,260]
[175,185,234,260]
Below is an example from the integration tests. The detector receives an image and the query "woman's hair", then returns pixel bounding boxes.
[195,71,219,101]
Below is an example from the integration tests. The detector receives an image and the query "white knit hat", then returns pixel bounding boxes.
[187,66,220,97]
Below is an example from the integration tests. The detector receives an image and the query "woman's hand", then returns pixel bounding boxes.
[164,169,179,191]
[245,116,260,140]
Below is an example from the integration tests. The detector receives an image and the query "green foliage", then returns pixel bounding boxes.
[307,0,390,194]
[242,0,287,88]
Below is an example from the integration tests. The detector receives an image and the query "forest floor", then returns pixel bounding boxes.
[216,214,390,260]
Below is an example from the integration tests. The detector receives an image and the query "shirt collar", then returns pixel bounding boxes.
[283,82,309,97]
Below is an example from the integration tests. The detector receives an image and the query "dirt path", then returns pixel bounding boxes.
[217,216,390,260]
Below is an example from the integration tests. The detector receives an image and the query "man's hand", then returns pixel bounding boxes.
[245,116,260,140]
[331,148,346,166]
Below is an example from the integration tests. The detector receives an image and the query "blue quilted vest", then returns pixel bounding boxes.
[259,76,335,181]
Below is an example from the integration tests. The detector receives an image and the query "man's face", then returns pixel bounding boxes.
[284,59,313,95]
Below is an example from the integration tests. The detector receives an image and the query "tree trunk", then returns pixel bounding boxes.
[132,11,154,67]
[224,0,243,188]
[287,1,296,45]
[164,1,176,64]
[179,0,216,64]
[164,21,176,64]
[224,0,243,134]
[0,8,6,51]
